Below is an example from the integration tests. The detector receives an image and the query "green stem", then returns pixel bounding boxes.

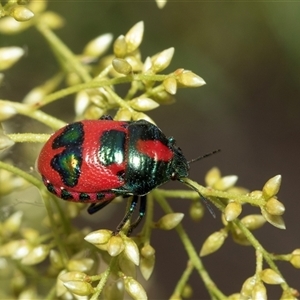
[90,257,118,300]
[36,23,92,83]
[153,191,226,299]
[0,100,66,129]
[0,160,41,188]
[31,73,169,109]
[170,260,194,299]
[7,133,50,143]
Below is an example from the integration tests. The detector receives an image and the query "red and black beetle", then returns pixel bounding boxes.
[37,115,217,234]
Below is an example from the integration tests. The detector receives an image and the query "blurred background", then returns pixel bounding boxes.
[1,1,300,299]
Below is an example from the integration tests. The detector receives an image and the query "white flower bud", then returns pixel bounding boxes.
[84,229,112,245]
[125,21,144,53]
[0,17,31,34]
[214,175,238,190]
[155,213,184,230]
[107,235,125,257]
[260,268,285,284]
[123,236,140,266]
[261,207,286,230]
[129,97,159,111]
[67,258,94,272]
[0,126,15,150]
[63,280,94,296]
[124,276,148,300]
[0,47,24,70]
[21,244,49,265]
[163,77,177,95]
[177,70,205,87]
[83,33,113,58]
[151,47,174,73]
[224,201,242,222]
[10,6,34,22]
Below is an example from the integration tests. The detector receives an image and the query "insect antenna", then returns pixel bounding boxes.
[179,178,216,218]
[188,149,221,165]
[181,149,221,218]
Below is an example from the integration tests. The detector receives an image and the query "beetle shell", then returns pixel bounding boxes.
[37,118,189,203]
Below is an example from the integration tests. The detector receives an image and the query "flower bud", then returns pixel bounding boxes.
[123,236,140,266]
[152,90,175,104]
[0,17,31,34]
[151,47,174,73]
[124,276,148,300]
[132,112,155,124]
[163,77,177,95]
[189,201,204,222]
[155,213,184,230]
[143,56,152,72]
[21,244,49,265]
[114,35,128,57]
[141,244,155,258]
[0,47,24,70]
[200,230,227,257]
[114,108,132,121]
[241,214,266,230]
[63,280,94,296]
[10,6,34,22]
[107,235,125,257]
[125,21,144,53]
[140,244,155,280]
[177,70,205,87]
[213,175,238,191]
[290,249,300,268]
[125,56,143,72]
[140,253,155,280]
[262,175,281,199]
[224,201,242,222]
[182,284,193,298]
[18,287,38,300]
[261,208,286,230]
[265,198,285,216]
[156,0,167,9]
[67,258,94,272]
[83,33,113,58]
[205,167,221,187]
[240,276,256,298]
[112,58,132,75]
[260,268,284,284]
[3,211,23,234]
[252,281,267,300]
[59,271,87,282]
[119,252,136,278]
[129,97,159,111]
[84,229,112,245]
[231,227,250,246]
